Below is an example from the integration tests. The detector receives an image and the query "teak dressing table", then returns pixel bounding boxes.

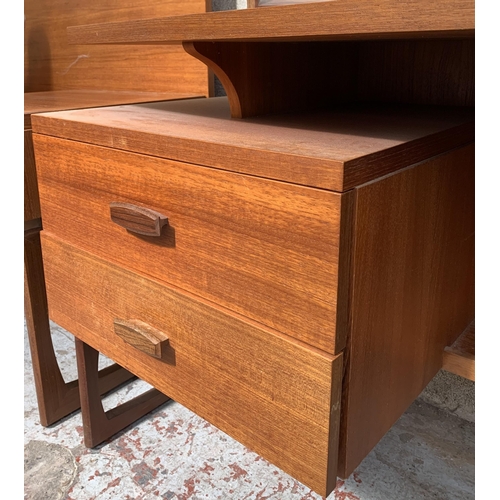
[31,1,474,496]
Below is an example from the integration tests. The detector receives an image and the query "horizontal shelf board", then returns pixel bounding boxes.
[67,0,474,45]
[31,97,474,192]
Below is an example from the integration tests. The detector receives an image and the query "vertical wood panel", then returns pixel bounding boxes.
[24,0,210,94]
[338,144,475,477]
[357,39,474,107]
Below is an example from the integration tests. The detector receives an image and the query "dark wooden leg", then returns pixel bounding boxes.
[24,229,137,426]
[75,338,170,448]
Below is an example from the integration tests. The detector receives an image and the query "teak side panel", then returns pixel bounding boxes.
[357,39,474,108]
[185,39,474,118]
[338,144,475,477]
[41,235,343,497]
[25,0,210,94]
[34,134,345,354]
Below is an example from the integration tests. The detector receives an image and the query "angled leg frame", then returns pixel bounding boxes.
[75,338,170,448]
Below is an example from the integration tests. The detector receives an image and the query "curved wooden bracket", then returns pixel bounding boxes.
[183,41,356,119]
[183,39,474,119]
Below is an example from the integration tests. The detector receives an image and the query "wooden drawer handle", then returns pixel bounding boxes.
[110,202,168,236]
[114,319,169,359]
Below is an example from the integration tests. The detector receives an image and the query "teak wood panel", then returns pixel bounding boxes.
[356,39,474,108]
[67,0,474,45]
[25,0,210,94]
[338,144,475,477]
[41,235,343,497]
[34,134,346,354]
[185,39,474,118]
[183,41,358,118]
[31,98,474,192]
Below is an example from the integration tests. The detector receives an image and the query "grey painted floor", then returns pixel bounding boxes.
[24,320,474,500]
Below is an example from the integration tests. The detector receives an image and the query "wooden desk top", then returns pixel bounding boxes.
[32,97,474,191]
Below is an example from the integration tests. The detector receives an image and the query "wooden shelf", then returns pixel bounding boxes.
[67,0,474,119]
[67,0,474,45]
[31,97,474,192]
[443,322,475,381]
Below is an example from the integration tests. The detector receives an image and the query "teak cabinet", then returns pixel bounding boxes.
[31,0,474,496]
[32,96,474,497]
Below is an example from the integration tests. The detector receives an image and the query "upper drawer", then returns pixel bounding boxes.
[34,134,348,354]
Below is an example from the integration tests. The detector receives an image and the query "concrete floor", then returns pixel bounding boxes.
[24,320,475,500]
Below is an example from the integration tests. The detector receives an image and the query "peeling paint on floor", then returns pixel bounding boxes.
[24,320,474,499]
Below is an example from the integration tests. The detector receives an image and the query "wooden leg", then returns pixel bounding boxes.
[24,230,136,426]
[75,338,170,448]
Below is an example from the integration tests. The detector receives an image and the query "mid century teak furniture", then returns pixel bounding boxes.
[31,0,474,496]
[24,0,211,428]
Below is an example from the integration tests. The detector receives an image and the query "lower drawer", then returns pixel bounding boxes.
[42,234,343,497]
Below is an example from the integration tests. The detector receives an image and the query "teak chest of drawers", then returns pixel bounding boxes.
[32,97,474,497]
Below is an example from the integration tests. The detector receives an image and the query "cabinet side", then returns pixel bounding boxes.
[338,143,475,477]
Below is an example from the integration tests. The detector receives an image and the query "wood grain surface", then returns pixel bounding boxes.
[31,97,474,191]
[113,319,170,360]
[357,39,474,108]
[67,0,474,45]
[24,90,204,129]
[185,39,474,118]
[34,134,345,354]
[25,0,210,93]
[24,231,137,425]
[338,144,475,477]
[42,235,343,497]
[443,321,475,380]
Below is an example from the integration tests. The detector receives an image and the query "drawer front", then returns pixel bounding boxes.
[42,235,343,497]
[34,134,347,353]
